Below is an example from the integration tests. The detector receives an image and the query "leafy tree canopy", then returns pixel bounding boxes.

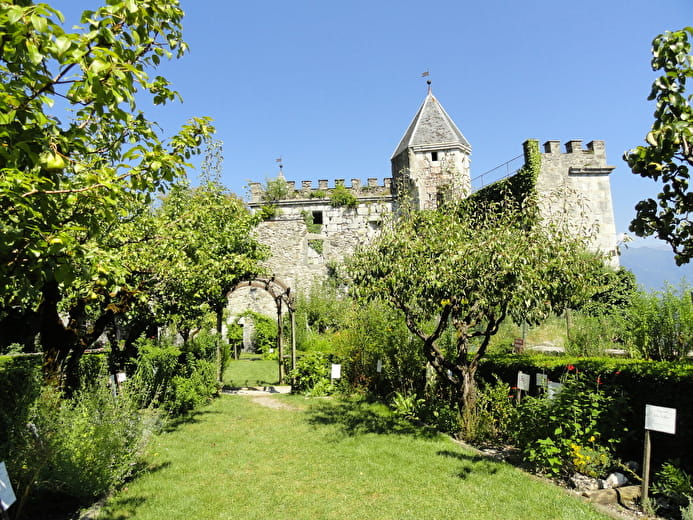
[0,0,213,385]
[348,196,606,421]
[625,27,693,265]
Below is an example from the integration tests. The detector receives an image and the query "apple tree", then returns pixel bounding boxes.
[0,1,213,386]
[348,197,605,430]
[625,27,693,265]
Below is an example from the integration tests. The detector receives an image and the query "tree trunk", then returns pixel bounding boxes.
[459,365,478,436]
[39,280,75,386]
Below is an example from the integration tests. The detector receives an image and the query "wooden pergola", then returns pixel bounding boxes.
[228,276,296,384]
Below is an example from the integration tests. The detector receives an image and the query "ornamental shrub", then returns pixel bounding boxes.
[512,371,625,478]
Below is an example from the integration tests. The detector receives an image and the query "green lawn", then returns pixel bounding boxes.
[223,354,281,387]
[96,395,611,520]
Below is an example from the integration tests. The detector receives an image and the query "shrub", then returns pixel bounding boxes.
[512,371,624,478]
[329,184,358,208]
[566,313,619,356]
[127,337,221,415]
[243,311,277,355]
[653,461,693,516]
[289,351,332,395]
[9,370,158,506]
[621,282,693,361]
[465,375,516,444]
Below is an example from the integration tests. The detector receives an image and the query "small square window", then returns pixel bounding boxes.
[312,210,323,225]
[431,151,438,162]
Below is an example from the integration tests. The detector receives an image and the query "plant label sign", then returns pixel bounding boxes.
[645,405,676,434]
[376,359,382,373]
[536,373,548,388]
[0,462,16,510]
[331,364,341,380]
[516,371,530,391]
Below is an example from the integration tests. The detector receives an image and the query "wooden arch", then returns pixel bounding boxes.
[227,276,296,384]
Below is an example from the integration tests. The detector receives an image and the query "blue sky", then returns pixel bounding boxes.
[57,1,690,253]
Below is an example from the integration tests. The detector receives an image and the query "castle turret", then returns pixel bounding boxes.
[391,84,472,209]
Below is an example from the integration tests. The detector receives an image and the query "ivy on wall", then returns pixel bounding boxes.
[464,139,542,223]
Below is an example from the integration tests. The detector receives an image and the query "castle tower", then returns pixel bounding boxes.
[391,84,472,210]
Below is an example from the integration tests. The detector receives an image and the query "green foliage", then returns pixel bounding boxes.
[512,372,623,478]
[348,192,605,418]
[566,313,620,357]
[308,239,324,255]
[390,391,425,420]
[242,311,278,355]
[579,267,638,317]
[310,190,327,199]
[625,27,693,265]
[294,280,351,340]
[466,375,516,444]
[261,175,291,202]
[653,461,693,513]
[0,0,214,384]
[143,175,267,339]
[336,299,425,397]
[289,351,332,395]
[128,336,221,415]
[301,210,323,233]
[6,369,157,506]
[468,139,541,217]
[329,184,358,208]
[621,282,693,361]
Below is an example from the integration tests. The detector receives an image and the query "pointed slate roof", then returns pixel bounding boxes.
[391,89,471,159]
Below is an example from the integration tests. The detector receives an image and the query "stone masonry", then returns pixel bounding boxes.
[228,89,619,319]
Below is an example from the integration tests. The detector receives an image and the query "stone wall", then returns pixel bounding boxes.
[536,140,618,267]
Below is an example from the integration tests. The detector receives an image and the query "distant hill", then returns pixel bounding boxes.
[619,246,692,292]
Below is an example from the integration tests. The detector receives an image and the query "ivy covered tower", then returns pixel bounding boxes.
[391,83,472,210]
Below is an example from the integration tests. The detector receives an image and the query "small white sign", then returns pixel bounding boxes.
[376,359,382,373]
[536,373,548,387]
[0,462,16,510]
[547,381,563,399]
[516,371,530,391]
[116,372,127,383]
[645,405,676,434]
[331,364,341,379]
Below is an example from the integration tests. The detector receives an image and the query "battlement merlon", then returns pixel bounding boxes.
[541,140,615,175]
[247,178,393,204]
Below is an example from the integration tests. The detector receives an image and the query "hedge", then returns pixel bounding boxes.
[478,354,693,470]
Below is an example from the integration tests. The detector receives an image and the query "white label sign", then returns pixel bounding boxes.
[645,405,676,434]
[116,372,127,383]
[376,359,382,373]
[536,373,548,387]
[0,462,16,510]
[331,364,341,379]
[516,371,530,391]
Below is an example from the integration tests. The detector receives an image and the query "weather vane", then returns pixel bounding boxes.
[421,70,431,91]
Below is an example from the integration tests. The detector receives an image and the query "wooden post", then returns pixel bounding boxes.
[641,429,652,505]
[290,309,296,374]
[276,297,285,384]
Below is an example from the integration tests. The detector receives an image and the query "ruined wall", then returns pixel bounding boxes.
[228,179,393,319]
[536,140,618,266]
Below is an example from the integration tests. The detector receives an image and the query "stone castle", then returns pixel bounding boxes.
[229,87,618,316]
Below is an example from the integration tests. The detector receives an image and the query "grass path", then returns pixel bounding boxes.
[97,394,611,520]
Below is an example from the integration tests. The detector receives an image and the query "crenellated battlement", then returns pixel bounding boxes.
[248,177,392,204]
[542,140,607,160]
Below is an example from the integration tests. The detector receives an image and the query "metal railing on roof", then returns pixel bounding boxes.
[470,154,524,193]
